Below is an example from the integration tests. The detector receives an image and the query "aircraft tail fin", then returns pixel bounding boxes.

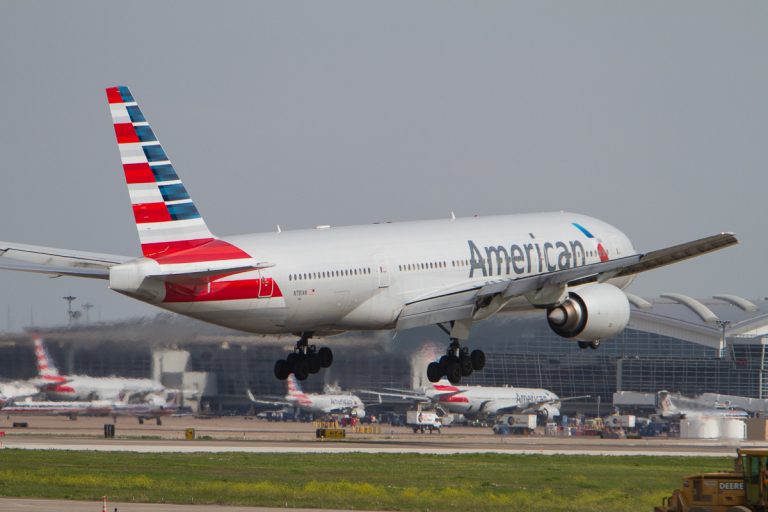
[286,374,303,398]
[106,86,237,261]
[657,391,677,415]
[33,336,60,378]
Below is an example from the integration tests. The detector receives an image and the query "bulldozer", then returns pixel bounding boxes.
[656,448,768,512]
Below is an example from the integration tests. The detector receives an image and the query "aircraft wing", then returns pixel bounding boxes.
[245,389,291,407]
[396,233,737,330]
[358,389,431,404]
[0,241,131,280]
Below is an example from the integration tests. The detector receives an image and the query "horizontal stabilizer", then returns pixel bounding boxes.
[0,241,130,267]
[0,261,110,279]
[0,241,130,279]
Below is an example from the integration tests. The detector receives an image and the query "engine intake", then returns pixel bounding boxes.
[546,283,629,341]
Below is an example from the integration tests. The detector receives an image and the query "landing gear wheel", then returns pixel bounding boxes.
[470,350,485,371]
[577,341,590,350]
[427,362,443,383]
[446,360,462,384]
[274,360,290,380]
[293,359,309,381]
[307,353,321,374]
[459,356,473,377]
[318,347,333,368]
[438,355,449,374]
[589,340,601,350]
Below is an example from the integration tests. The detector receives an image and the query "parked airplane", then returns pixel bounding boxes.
[0,86,738,384]
[0,398,113,419]
[247,374,365,418]
[366,379,582,420]
[111,391,180,425]
[657,390,749,419]
[0,380,41,407]
[32,336,164,401]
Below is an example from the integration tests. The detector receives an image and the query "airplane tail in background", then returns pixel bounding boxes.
[33,336,61,379]
[657,391,677,415]
[106,86,250,263]
[286,374,303,398]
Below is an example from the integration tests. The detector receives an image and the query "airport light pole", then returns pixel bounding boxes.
[715,320,731,359]
[63,296,76,325]
[82,303,94,324]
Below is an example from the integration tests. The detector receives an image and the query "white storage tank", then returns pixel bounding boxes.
[719,418,746,440]
[680,418,720,439]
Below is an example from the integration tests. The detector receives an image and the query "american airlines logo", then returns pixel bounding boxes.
[467,238,589,278]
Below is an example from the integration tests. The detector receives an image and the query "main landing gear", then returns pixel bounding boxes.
[273,332,333,381]
[577,340,601,350]
[426,322,485,385]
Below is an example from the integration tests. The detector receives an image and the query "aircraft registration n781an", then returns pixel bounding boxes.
[0,86,738,384]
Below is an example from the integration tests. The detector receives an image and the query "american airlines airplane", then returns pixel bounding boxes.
[33,337,164,401]
[0,86,738,384]
[365,379,580,420]
[247,374,365,418]
[657,391,749,420]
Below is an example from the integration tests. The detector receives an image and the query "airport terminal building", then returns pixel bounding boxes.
[1,293,767,415]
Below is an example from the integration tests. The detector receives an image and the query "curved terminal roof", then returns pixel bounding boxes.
[628,293,768,349]
[659,293,719,324]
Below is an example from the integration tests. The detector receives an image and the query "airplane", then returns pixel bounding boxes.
[32,336,165,401]
[0,397,113,419]
[110,391,181,425]
[0,86,738,384]
[0,380,41,407]
[247,374,366,418]
[364,379,583,421]
[657,390,749,420]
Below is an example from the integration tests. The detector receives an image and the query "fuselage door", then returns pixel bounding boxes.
[374,254,390,288]
[258,271,274,298]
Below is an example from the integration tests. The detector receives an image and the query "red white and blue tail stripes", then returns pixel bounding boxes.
[106,86,282,303]
[107,86,218,259]
[106,86,259,264]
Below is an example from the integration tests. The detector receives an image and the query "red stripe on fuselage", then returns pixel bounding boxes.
[164,278,283,303]
[133,202,171,223]
[123,163,156,184]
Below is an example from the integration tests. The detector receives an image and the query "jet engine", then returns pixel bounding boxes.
[351,407,366,419]
[537,407,560,422]
[546,283,630,341]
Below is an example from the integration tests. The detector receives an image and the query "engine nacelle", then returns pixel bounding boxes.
[537,407,560,422]
[351,407,366,419]
[546,283,630,341]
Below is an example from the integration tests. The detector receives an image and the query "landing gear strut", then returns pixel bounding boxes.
[427,322,485,385]
[274,332,333,381]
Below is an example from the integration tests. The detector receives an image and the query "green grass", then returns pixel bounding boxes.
[0,450,731,511]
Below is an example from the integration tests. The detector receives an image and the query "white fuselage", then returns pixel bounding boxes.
[288,392,365,416]
[42,375,165,402]
[141,212,635,334]
[428,382,560,416]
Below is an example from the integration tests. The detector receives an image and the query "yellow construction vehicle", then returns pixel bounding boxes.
[656,448,768,512]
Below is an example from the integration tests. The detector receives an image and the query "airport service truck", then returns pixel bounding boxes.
[406,410,441,433]
[493,414,537,435]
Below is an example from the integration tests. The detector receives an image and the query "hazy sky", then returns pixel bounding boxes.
[0,1,765,330]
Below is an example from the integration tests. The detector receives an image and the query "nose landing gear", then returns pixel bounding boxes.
[274,333,333,381]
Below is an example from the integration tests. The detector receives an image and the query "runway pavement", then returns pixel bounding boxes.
[0,414,754,456]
